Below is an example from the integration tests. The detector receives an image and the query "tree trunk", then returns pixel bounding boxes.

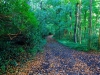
[74,3,79,43]
[59,26,60,39]
[78,1,82,44]
[69,12,72,41]
[84,11,87,39]
[99,28,100,49]
[88,0,92,50]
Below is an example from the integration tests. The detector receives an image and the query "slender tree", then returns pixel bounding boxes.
[78,0,82,44]
[99,28,100,49]
[69,11,72,41]
[83,10,87,39]
[88,0,92,50]
[74,2,79,43]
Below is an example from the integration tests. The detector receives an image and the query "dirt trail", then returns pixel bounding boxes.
[8,36,100,75]
[28,36,100,75]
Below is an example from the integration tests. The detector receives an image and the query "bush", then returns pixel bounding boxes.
[0,0,45,73]
[58,40,88,52]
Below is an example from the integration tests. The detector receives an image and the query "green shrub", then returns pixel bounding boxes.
[58,40,88,52]
[0,0,45,73]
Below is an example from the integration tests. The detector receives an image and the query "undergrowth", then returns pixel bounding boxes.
[58,40,90,52]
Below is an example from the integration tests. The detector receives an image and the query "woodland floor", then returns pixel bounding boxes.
[7,35,100,75]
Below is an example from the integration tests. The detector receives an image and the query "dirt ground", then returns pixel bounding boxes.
[6,36,100,75]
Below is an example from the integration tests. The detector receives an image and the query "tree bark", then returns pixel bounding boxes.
[74,3,79,43]
[78,1,82,44]
[69,12,72,41]
[99,28,100,49]
[88,0,92,50]
[84,11,87,39]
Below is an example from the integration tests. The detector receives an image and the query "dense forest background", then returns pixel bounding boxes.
[0,0,100,74]
[32,0,100,51]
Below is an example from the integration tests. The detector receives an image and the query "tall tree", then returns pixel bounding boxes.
[78,0,82,44]
[69,11,72,41]
[99,28,100,49]
[88,0,92,50]
[74,2,79,43]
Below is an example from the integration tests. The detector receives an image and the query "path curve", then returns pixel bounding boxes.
[29,36,100,75]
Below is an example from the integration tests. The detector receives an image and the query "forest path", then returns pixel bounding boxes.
[12,35,100,75]
[28,35,100,75]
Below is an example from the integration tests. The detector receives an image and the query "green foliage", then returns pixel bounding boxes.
[0,0,100,73]
[0,0,45,73]
[32,0,100,52]
[1,65,6,73]
[58,40,88,52]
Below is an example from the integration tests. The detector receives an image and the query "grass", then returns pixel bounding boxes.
[58,40,89,52]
